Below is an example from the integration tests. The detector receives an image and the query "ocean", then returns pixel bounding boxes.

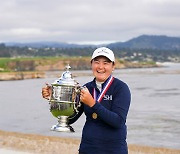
[0,63,179,149]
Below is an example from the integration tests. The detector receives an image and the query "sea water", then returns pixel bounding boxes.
[0,63,179,149]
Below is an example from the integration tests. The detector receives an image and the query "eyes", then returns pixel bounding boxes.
[93,60,111,65]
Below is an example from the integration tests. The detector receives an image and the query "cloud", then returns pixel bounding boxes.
[11,28,42,35]
[0,0,180,43]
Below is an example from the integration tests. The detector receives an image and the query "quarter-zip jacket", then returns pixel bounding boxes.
[68,76,131,154]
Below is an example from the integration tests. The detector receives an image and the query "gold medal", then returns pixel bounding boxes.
[92,112,97,119]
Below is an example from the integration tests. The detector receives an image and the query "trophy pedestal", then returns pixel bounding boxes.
[50,116,75,132]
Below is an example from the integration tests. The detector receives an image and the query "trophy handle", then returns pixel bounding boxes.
[73,98,81,113]
[75,86,87,94]
[73,86,85,112]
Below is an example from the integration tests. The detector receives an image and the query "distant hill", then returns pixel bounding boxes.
[4,35,180,50]
[107,35,180,50]
[5,41,92,48]
[1,34,180,62]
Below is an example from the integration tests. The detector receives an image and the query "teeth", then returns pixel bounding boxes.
[97,71,104,74]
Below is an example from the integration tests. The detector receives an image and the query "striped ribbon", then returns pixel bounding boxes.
[93,76,114,103]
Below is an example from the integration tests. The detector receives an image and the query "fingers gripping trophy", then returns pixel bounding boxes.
[42,64,82,132]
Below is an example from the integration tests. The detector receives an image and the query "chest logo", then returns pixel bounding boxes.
[103,95,113,101]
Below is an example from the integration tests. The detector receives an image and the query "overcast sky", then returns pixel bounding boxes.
[0,0,180,44]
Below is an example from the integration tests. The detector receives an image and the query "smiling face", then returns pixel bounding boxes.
[91,56,115,82]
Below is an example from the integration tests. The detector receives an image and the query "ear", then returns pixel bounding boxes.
[112,63,115,71]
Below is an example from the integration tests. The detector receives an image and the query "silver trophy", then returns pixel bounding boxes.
[47,64,82,132]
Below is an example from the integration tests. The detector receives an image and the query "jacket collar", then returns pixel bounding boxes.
[90,75,112,90]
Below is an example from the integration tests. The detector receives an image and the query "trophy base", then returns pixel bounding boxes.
[51,124,75,132]
[50,116,75,132]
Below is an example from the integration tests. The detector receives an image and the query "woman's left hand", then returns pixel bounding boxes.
[80,87,95,107]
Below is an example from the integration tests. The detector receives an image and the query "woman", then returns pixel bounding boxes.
[42,47,131,154]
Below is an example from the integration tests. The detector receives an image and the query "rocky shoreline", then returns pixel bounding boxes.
[0,71,45,81]
[0,130,179,154]
[0,62,160,81]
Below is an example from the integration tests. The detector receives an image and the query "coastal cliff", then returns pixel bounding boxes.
[0,72,45,81]
[0,57,159,81]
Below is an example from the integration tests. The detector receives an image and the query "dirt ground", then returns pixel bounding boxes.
[0,130,179,154]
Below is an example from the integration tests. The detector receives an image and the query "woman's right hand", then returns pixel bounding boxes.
[42,83,52,100]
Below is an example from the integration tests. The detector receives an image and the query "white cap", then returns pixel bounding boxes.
[91,47,115,62]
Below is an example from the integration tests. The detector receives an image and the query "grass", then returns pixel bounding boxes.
[0,56,91,72]
[0,58,13,71]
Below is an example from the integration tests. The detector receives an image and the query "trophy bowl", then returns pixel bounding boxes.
[48,65,81,132]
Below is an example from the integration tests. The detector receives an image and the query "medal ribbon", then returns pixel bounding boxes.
[93,76,114,103]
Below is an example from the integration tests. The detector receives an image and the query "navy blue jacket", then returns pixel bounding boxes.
[69,76,131,154]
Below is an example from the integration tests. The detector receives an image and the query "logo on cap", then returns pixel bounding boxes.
[98,49,109,54]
